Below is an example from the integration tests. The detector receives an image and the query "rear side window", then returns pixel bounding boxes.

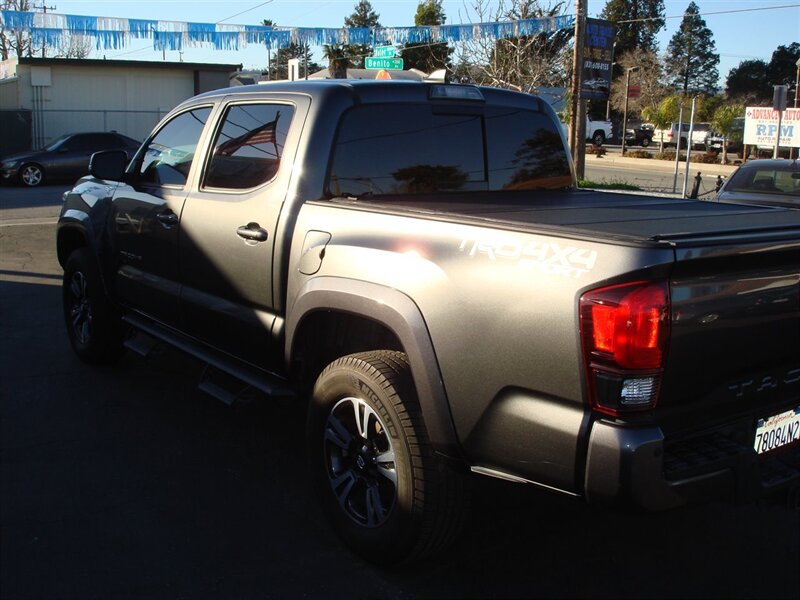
[204,104,294,190]
[139,107,212,187]
[327,104,570,197]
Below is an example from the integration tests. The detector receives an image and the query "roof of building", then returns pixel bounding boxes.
[17,57,241,72]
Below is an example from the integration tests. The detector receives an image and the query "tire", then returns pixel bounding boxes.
[592,131,605,146]
[19,163,45,187]
[307,351,468,565]
[641,137,650,148]
[62,248,125,364]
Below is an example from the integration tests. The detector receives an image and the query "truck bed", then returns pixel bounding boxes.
[330,189,800,247]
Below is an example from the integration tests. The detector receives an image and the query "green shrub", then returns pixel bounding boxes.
[578,179,641,191]
[625,150,652,159]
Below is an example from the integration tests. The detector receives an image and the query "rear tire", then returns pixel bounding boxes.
[307,351,468,565]
[62,248,125,364]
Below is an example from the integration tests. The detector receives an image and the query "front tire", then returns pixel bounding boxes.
[19,163,45,187]
[307,351,468,564]
[592,131,605,146]
[62,248,124,364]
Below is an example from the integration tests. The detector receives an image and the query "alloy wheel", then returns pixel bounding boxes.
[67,271,93,345]
[323,396,397,528]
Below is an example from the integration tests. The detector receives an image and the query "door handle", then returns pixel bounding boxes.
[156,211,178,227]
[237,223,269,242]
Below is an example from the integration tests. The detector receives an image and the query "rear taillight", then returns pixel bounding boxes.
[580,281,670,416]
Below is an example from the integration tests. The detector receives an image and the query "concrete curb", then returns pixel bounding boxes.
[585,152,739,176]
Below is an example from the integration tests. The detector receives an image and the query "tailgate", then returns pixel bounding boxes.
[658,236,800,438]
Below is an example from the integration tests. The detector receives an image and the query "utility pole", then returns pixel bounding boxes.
[570,0,587,179]
[620,66,639,156]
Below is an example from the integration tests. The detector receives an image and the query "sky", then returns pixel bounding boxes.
[42,1,800,85]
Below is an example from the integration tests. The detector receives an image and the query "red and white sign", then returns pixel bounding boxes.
[744,107,800,148]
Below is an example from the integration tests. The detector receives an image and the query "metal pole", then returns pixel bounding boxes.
[683,96,697,198]
[569,0,584,161]
[573,0,588,180]
[672,104,684,193]
[621,67,637,156]
[792,59,800,159]
[774,108,784,159]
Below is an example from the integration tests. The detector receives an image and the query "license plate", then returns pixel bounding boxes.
[754,406,800,454]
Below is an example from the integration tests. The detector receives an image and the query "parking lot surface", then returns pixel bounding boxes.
[1,184,798,598]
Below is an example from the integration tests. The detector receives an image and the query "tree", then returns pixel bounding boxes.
[401,0,452,73]
[767,42,800,87]
[269,43,321,80]
[453,0,573,92]
[343,0,381,68]
[664,2,720,95]
[725,60,771,104]
[711,103,744,164]
[600,0,665,62]
[323,44,353,79]
[642,94,682,151]
[1,0,42,59]
[608,48,668,118]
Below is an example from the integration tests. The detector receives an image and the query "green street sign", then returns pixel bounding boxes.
[373,45,397,58]
[365,57,404,70]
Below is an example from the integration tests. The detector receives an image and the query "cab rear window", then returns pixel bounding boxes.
[326,104,571,197]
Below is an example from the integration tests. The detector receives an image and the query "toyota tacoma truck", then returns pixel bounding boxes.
[56,80,800,564]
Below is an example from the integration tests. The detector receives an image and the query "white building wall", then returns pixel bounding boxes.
[20,64,195,146]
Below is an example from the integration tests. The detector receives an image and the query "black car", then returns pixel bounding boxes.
[624,124,654,147]
[0,131,140,187]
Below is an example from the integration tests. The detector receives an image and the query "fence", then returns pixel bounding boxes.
[0,110,32,158]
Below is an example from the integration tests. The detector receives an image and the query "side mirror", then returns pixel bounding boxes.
[89,150,128,181]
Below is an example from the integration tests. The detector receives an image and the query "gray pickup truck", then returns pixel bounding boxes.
[57,80,800,564]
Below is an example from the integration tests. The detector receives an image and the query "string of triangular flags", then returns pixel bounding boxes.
[0,9,574,52]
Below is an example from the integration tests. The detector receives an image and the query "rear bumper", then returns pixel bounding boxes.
[584,420,800,511]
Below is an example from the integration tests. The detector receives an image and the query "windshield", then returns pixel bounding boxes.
[43,135,70,152]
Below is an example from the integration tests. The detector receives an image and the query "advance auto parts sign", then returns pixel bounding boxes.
[579,18,615,101]
[744,107,800,148]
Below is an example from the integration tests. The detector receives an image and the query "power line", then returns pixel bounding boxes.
[216,1,274,25]
[617,3,800,24]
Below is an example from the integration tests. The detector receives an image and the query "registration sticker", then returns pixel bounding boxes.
[754,406,800,454]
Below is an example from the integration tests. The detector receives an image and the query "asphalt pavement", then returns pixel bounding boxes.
[1,183,798,598]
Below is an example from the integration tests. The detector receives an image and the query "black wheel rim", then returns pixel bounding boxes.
[67,271,92,345]
[324,396,397,528]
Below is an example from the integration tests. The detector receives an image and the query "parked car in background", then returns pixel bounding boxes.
[651,122,712,150]
[624,123,654,147]
[716,159,799,208]
[0,132,140,187]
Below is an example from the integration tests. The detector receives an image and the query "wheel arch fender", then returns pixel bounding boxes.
[57,211,114,299]
[286,276,462,460]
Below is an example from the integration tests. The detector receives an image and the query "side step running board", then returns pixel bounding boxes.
[123,313,296,402]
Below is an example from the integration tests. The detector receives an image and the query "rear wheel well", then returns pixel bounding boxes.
[291,311,404,391]
[57,227,88,268]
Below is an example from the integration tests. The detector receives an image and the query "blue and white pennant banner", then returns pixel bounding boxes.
[0,9,574,53]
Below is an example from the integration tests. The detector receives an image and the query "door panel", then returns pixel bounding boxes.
[178,99,307,369]
[111,106,213,326]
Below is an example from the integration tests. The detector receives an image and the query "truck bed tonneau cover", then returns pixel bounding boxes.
[327,190,800,247]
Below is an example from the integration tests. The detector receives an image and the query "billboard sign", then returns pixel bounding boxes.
[744,107,800,148]
[579,18,615,101]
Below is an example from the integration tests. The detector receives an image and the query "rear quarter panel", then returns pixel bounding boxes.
[287,202,675,491]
